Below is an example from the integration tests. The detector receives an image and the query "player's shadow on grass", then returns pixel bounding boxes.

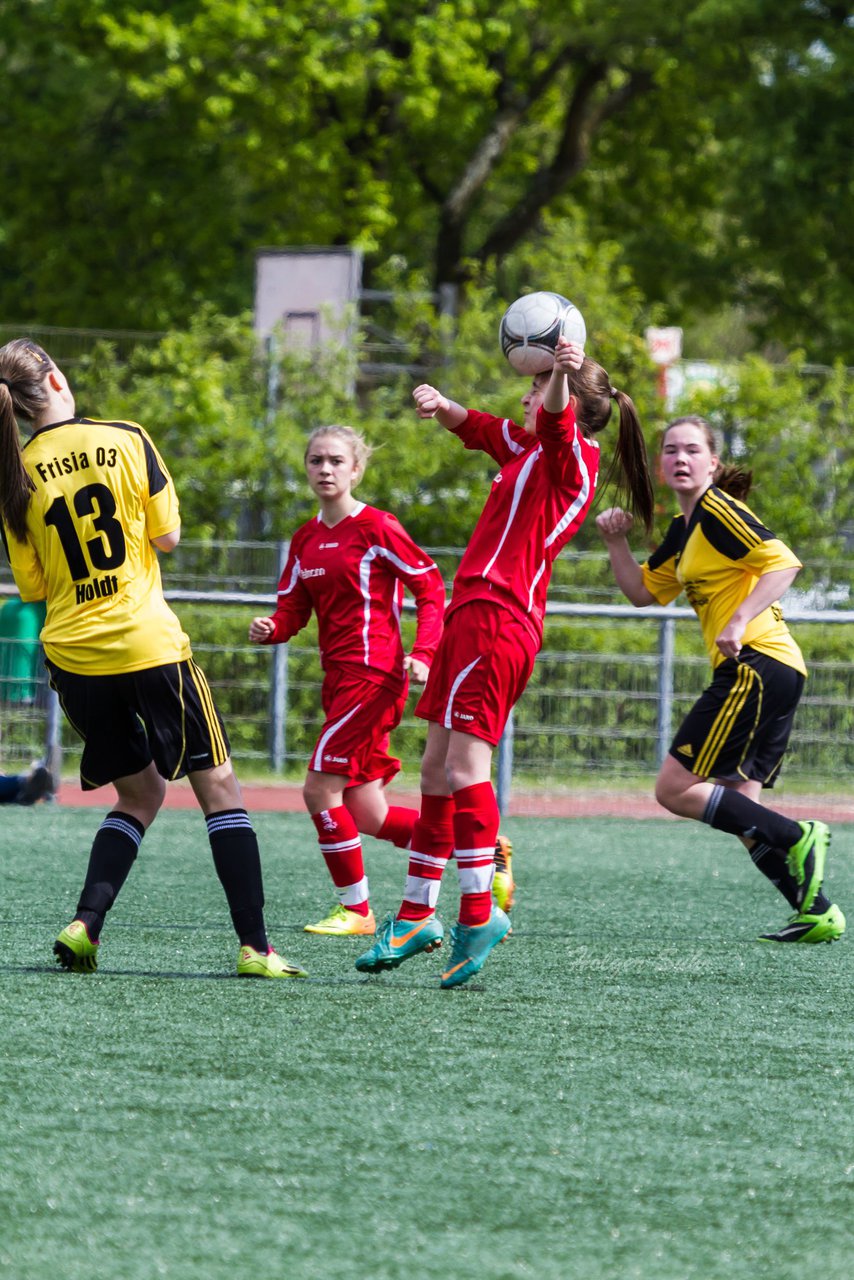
[5,963,473,987]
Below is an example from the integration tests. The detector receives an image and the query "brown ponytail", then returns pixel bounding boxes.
[0,340,52,541]
[566,357,655,534]
[713,462,753,501]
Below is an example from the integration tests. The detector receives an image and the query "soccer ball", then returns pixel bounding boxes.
[499,291,586,375]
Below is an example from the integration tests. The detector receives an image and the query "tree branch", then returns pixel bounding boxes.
[473,65,654,268]
[440,43,584,226]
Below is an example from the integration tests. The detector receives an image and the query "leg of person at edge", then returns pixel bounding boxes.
[358,327,658,987]
[0,762,54,805]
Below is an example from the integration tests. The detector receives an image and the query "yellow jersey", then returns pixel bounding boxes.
[641,485,806,675]
[2,416,191,675]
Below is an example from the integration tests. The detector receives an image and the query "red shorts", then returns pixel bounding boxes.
[415,601,537,746]
[309,667,407,787]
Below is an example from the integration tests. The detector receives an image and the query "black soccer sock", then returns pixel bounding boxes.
[749,841,797,910]
[206,809,268,951]
[702,785,802,850]
[75,812,145,939]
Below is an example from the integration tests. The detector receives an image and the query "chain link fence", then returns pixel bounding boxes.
[3,542,854,813]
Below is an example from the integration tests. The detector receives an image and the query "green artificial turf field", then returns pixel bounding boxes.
[1,805,852,1280]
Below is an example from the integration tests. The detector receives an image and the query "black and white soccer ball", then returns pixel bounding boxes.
[499,291,586,375]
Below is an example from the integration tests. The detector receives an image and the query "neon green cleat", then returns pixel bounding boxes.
[54,920,99,973]
[354,913,444,973]
[759,903,846,944]
[304,904,376,936]
[440,906,512,989]
[492,835,515,912]
[786,820,830,912]
[237,945,308,978]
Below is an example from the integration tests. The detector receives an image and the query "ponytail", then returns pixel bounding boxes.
[0,384,36,542]
[0,340,52,541]
[566,357,655,534]
[713,462,753,501]
[609,388,655,534]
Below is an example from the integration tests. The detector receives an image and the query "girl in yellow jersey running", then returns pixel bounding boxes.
[596,414,843,944]
[0,338,307,978]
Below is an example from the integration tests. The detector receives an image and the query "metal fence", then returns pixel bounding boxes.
[3,554,854,813]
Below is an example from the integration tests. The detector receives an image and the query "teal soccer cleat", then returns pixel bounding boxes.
[354,913,444,973]
[440,906,512,989]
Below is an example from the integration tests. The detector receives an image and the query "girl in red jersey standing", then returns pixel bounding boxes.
[356,336,656,986]
[249,425,445,936]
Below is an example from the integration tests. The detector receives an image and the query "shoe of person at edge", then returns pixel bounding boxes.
[492,835,515,913]
[303,904,376,936]
[440,906,512,989]
[758,903,845,944]
[54,920,99,972]
[237,945,309,978]
[16,763,55,806]
[354,913,444,973]
[786,820,830,912]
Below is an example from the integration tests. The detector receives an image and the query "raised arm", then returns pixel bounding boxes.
[412,383,468,431]
[542,337,585,414]
[595,508,657,607]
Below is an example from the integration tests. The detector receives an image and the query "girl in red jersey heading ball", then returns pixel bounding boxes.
[249,425,445,936]
[356,336,656,987]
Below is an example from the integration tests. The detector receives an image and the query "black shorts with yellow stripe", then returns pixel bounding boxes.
[669,647,804,789]
[46,657,230,791]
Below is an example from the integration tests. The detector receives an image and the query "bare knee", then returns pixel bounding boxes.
[189,760,243,816]
[444,733,494,796]
[114,764,167,828]
[420,755,448,795]
[342,782,387,836]
[655,758,711,821]
[654,773,678,812]
[420,729,450,796]
[302,770,345,816]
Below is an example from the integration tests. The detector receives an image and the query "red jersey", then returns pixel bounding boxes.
[446,403,600,643]
[263,503,445,689]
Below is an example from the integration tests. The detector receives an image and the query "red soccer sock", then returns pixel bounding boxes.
[376,805,418,850]
[453,781,499,926]
[398,794,455,921]
[311,807,370,914]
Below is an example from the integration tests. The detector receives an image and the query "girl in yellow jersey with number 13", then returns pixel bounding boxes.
[0,338,307,979]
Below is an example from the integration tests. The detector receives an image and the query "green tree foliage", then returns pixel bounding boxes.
[67,292,850,564]
[1,2,849,358]
[670,354,854,597]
